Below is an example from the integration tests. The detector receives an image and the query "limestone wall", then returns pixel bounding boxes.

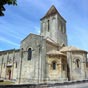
[46,55,67,83]
[67,51,87,81]
[46,42,57,52]
[46,56,62,81]
[20,34,47,84]
[0,49,20,81]
[40,14,67,46]
[40,15,58,43]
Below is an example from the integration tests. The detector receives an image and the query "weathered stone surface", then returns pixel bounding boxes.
[0,5,88,84]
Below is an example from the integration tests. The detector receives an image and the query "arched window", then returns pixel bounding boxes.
[52,61,56,70]
[16,62,17,68]
[63,24,66,33]
[76,59,80,68]
[48,20,50,32]
[28,48,32,60]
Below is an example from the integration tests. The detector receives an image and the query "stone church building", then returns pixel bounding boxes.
[0,5,88,84]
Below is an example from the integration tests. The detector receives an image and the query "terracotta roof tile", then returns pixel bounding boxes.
[47,50,66,56]
[60,46,87,52]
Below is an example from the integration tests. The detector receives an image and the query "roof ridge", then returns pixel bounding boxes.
[41,5,58,20]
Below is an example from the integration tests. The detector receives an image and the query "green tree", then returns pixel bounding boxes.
[0,0,17,16]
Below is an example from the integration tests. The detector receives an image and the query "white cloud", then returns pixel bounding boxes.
[34,26,40,34]
[0,36,19,47]
[0,19,27,40]
[0,29,22,40]
[0,0,88,51]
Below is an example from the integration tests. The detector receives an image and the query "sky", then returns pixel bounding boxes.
[0,0,88,51]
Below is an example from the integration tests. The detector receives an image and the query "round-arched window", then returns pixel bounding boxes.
[76,59,80,68]
[28,48,32,60]
[52,61,56,70]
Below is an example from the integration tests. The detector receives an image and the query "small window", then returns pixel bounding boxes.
[16,62,17,68]
[52,61,56,70]
[76,59,80,68]
[61,23,63,33]
[28,48,32,60]
[48,20,50,32]
[63,24,66,33]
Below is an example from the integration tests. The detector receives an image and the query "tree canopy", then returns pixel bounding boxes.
[0,0,17,16]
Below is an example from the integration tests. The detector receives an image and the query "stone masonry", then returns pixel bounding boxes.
[0,5,88,84]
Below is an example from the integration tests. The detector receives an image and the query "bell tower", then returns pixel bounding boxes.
[40,5,67,46]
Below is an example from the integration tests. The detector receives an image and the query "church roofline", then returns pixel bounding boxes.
[67,50,87,53]
[40,5,66,22]
[47,50,66,57]
[60,46,87,53]
[0,49,20,55]
[21,33,41,43]
[46,40,59,47]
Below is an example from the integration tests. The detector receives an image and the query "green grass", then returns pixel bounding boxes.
[0,81,14,85]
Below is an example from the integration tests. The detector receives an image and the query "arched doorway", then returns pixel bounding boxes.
[8,69,11,80]
[6,66,12,80]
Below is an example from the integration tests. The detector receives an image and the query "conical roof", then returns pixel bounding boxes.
[60,46,87,53]
[47,50,66,56]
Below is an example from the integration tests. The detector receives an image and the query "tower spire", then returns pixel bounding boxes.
[41,5,58,20]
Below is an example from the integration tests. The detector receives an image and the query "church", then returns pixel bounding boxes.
[0,5,88,84]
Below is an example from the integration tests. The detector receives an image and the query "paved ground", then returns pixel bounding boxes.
[48,82,88,88]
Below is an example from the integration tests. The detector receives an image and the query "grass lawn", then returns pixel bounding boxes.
[0,81,14,85]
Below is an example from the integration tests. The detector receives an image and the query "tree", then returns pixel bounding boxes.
[0,0,17,16]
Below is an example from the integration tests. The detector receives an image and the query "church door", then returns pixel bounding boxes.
[8,69,11,80]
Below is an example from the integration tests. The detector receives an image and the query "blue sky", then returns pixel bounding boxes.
[0,0,88,51]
